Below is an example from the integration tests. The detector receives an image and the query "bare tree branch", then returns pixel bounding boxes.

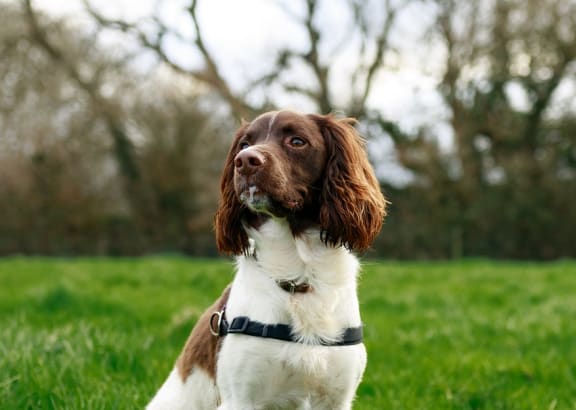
[185,0,257,118]
[260,0,333,113]
[83,0,257,119]
[352,0,398,115]
[283,83,320,101]
[299,0,331,113]
[23,0,142,183]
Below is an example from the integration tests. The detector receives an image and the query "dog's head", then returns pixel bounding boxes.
[215,111,387,255]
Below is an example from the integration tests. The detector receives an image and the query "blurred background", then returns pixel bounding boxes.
[1,0,574,259]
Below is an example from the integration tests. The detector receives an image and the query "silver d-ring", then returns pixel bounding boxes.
[209,311,223,336]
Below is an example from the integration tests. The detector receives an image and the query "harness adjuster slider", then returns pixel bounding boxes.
[228,316,250,333]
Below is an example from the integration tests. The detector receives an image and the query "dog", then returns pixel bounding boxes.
[147,111,386,409]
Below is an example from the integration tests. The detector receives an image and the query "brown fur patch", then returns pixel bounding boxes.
[176,285,231,381]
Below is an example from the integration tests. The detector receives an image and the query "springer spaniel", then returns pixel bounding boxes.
[147,111,386,410]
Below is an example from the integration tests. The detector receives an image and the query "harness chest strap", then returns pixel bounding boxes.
[208,279,363,346]
[209,311,363,347]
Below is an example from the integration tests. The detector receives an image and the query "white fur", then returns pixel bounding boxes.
[147,367,219,410]
[148,218,367,409]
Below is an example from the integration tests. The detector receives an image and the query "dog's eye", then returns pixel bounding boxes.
[239,141,250,150]
[288,137,306,147]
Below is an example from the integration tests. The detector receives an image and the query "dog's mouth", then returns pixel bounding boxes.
[239,186,272,213]
[237,184,305,218]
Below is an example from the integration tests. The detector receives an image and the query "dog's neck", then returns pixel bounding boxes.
[241,217,359,287]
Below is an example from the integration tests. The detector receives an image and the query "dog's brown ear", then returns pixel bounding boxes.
[214,123,250,255]
[309,114,387,252]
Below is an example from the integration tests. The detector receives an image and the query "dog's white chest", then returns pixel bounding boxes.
[216,336,367,409]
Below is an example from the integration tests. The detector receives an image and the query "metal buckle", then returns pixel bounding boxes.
[209,311,223,337]
[277,279,311,294]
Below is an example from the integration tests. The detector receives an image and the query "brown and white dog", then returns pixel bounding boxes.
[147,111,386,410]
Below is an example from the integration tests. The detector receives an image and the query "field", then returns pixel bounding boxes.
[0,257,575,409]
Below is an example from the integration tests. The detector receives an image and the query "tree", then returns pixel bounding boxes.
[380,0,576,258]
[1,1,228,254]
[22,0,151,220]
[0,1,120,253]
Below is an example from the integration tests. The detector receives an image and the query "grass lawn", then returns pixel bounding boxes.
[0,257,575,409]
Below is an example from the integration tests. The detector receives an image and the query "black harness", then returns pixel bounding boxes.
[209,281,363,347]
[211,311,363,346]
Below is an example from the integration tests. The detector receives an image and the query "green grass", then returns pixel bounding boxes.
[0,258,575,409]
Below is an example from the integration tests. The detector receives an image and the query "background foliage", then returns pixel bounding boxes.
[1,0,575,259]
